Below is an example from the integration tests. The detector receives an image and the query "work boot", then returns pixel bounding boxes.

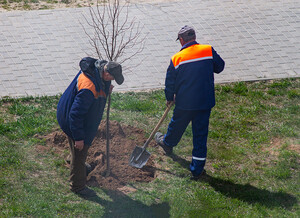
[191,169,207,181]
[74,187,97,198]
[155,132,173,155]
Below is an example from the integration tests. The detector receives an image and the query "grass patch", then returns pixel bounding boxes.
[0,78,299,217]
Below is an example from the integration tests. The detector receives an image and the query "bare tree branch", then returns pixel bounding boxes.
[82,0,146,64]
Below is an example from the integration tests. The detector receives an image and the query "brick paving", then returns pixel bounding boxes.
[0,0,299,97]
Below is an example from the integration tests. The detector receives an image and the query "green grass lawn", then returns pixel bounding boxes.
[0,78,299,217]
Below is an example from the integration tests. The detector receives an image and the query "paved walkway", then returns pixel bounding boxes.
[0,0,299,97]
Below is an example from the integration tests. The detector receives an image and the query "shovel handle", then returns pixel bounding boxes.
[142,102,173,149]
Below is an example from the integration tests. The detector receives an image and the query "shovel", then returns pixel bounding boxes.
[129,103,173,168]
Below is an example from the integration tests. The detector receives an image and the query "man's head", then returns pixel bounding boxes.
[103,61,124,85]
[176,25,196,45]
[80,57,124,85]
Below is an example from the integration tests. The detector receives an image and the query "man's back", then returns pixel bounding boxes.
[165,41,225,110]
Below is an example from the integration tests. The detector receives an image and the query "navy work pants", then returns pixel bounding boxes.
[163,107,211,176]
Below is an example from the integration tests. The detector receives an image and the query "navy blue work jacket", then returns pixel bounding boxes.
[57,69,110,146]
[165,41,225,110]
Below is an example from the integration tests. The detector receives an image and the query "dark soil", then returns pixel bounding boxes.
[37,121,159,191]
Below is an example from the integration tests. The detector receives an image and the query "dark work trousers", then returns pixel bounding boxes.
[163,107,211,176]
[68,137,89,192]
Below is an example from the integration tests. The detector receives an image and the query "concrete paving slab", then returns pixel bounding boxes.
[0,0,299,97]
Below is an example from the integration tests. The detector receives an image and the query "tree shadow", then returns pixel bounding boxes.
[84,189,170,218]
[169,154,298,209]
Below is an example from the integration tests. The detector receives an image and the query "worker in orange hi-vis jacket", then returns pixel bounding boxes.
[57,57,124,197]
[155,25,225,179]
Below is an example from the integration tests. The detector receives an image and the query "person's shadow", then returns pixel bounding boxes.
[85,189,170,218]
[169,154,298,209]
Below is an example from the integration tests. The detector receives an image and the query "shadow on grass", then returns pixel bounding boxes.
[84,189,170,218]
[170,154,298,209]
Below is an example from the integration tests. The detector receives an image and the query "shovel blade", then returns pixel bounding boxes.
[129,146,151,169]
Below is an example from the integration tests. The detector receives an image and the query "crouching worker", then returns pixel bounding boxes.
[57,57,124,197]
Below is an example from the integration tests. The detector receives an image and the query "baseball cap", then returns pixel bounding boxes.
[105,61,124,85]
[176,25,196,41]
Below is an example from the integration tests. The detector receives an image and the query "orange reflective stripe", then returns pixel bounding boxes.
[172,44,213,69]
[77,73,106,99]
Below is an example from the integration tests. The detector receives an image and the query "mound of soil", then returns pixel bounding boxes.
[37,121,160,190]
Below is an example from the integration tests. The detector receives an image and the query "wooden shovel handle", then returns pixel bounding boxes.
[142,102,174,149]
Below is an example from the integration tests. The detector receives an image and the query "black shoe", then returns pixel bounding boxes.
[154,132,173,155]
[74,187,97,198]
[191,170,207,180]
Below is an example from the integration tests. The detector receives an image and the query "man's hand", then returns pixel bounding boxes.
[74,140,84,151]
[166,96,175,107]
[166,101,174,107]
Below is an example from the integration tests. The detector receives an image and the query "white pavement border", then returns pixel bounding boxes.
[0,0,299,97]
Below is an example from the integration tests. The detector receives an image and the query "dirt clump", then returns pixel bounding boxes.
[38,121,158,191]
